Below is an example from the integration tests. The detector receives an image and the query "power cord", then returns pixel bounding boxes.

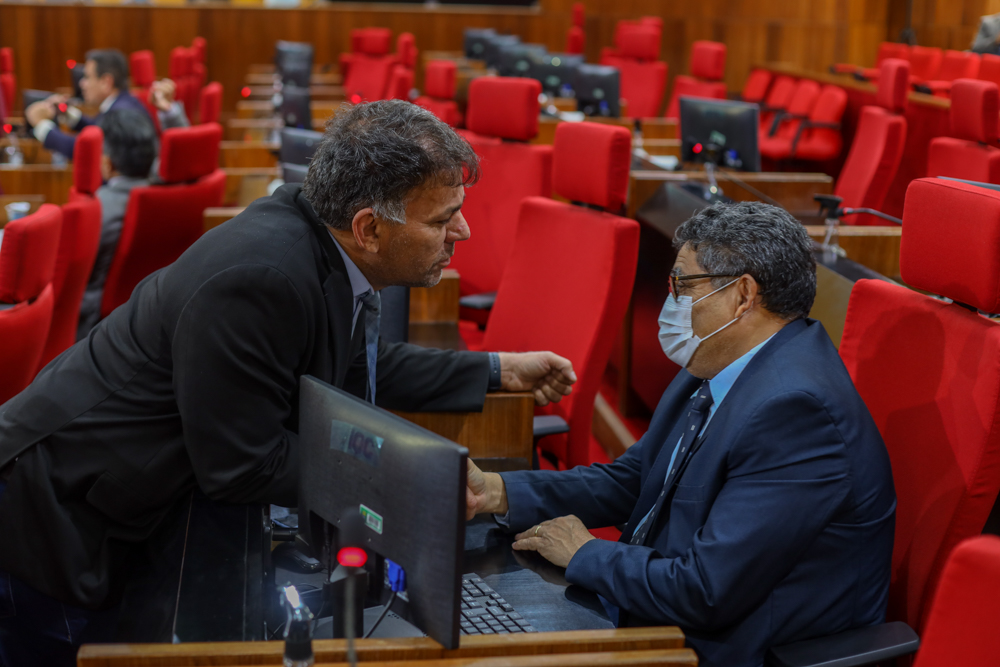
[362,591,397,639]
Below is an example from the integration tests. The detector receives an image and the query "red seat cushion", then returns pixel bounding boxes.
[834,106,907,225]
[344,53,397,102]
[792,85,848,161]
[618,59,667,118]
[912,536,1000,667]
[72,126,103,196]
[423,60,456,100]
[741,69,772,103]
[909,45,943,82]
[759,79,821,159]
[0,285,54,404]
[0,204,61,304]
[665,76,727,120]
[159,123,222,184]
[130,50,156,89]
[482,196,639,467]
[465,77,541,141]
[552,121,630,211]
[689,41,726,81]
[414,96,461,127]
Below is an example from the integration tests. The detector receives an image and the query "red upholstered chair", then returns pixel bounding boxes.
[415,60,461,127]
[600,21,667,118]
[921,50,980,96]
[837,176,1000,646]
[566,26,585,55]
[480,122,638,469]
[37,126,103,371]
[198,81,223,125]
[839,41,910,79]
[741,69,772,104]
[832,58,909,225]
[759,78,820,154]
[130,50,156,89]
[926,79,1000,183]
[191,36,207,68]
[385,66,413,101]
[169,46,200,118]
[907,45,944,83]
[572,2,584,27]
[453,77,552,305]
[395,33,417,71]
[0,204,61,403]
[762,84,847,162]
[344,28,396,102]
[100,123,225,317]
[665,41,727,120]
[0,47,12,74]
[978,53,1000,88]
[757,74,796,137]
[910,536,1000,667]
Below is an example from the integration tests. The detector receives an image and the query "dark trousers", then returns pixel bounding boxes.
[0,481,119,667]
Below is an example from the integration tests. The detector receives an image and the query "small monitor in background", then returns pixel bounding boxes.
[281,85,312,130]
[463,28,497,60]
[21,89,55,127]
[527,52,582,96]
[282,162,309,184]
[481,34,520,70]
[679,97,761,172]
[573,64,620,117]
[497,43,547,78]
[70,64,85,100]
[279,61,312,88]
[297,376,467,649]
[275,40,313,84]
[280,127,323,165]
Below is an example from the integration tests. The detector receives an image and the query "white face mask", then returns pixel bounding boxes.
[658,278,742,368]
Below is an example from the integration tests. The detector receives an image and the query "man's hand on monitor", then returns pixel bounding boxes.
[25,96,62,127]
[466,459,508,521]
[512,515,595,569]
[497,352,577,406]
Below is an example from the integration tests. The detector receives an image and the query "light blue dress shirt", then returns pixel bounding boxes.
[630,334,775,536]
[329,234,374,331]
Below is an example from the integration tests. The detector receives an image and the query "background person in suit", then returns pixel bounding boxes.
[0,100,576,666]
[24,49,184,159]
[467,202,896,667]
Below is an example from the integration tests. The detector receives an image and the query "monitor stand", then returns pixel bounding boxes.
[312,606,426,640]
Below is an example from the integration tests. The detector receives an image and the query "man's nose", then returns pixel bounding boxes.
[449,212,471,243]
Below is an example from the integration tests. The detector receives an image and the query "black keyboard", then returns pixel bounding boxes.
[460,574,536,635]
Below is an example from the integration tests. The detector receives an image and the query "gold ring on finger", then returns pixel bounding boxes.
[534,525,540,536]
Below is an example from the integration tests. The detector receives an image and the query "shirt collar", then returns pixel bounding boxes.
[328,231,373,303]
[703,333,776,409]
[99,92,119,115]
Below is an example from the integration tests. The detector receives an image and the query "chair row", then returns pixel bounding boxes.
[129,40,222,128]
[341,28,418,103]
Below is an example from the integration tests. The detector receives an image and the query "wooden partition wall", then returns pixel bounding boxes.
[2,0,998,112]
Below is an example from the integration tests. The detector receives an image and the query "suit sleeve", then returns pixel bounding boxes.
[499,438,646,531]
[42,126,77,159]
[360,338,491,412]
[172,264,310,507]
[565,390,851,631]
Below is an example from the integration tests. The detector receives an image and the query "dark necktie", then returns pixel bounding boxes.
[630,381,714,546]
[359,291,380,405]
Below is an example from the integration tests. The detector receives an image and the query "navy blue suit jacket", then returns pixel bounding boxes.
[43,92,150,159]
[500,318,896,667]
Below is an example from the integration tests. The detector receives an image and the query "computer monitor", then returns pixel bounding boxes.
[21,90,54,127]
[297,375,467,649]
[679,97,761,172]
[70,64,85,99]
[482,34,520,70]
[280,61,312,89]
[527,52,582,96]
[497,43,547,78]
[463,28,496,60]
[280,85,312,130]
[275,41,313,86]
[573,64,620,117]
[280,127,323,165]
[282,162,309,184]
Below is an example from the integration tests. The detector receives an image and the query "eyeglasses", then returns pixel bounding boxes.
[669,273,740,301]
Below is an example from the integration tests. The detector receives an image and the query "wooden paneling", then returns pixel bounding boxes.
[411,269,460,323]
[0,0,969,119]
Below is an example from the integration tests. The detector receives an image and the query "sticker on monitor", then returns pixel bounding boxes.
[330,419,383,467]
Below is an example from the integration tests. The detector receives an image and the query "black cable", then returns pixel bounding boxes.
[362,591,397,639]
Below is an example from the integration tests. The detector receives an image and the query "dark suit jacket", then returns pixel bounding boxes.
[500,319,896,667]
[43,91,151,158]
[0,184,490,609]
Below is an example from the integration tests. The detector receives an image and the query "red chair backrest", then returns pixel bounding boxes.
[358,28,392,56]
[385,65,413,101]
[572,2,584,28]
[978,53,1000,88]
[483,122,638,468]
[617,23,661,62]
[618,60,668,118]
[100,124,225,317]
[840,178,1000,633]
[424,60,456,100]
[835,59,909,223]
[130,50,156,89]
[199,82,223,125]
[0,204,61,401]
[0,73,16,115]
[793,84,847,157]
[909,45,943,81]
[912,536,1000,667]
[876,41,911,65]
[927,79,1000,183]
[395,33,417,70]
[344,53,396,102]
[935,50,980,83]
[191,36,207,65]
[169,46,195,79]
[742,69,772,103]
[414,96,461,127]
[454,77,551,296]
[566,26,585,55]
[764,74,796,110]
[0,47,12,74]
[665,77,728,120]
[689,40,726,81]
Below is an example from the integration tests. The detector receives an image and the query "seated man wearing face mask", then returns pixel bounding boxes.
[466,202,896,667]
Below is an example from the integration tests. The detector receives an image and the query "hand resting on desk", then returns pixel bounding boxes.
[466,459,594,569]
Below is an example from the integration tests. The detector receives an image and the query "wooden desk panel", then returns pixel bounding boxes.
[1,137,54,164]
[236,99,344,121]
[392,392,534,462]
[222,168,280,207]
[803,225,901,280]
[0,165,73,205]
[220,141,278,169]
[78,627,689,666]
[244,84,345,101]
[0,194,46,226]
[245,72,341,86]
[411,269,459,324]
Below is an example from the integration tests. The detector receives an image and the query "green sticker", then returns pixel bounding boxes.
[360,504,383,535]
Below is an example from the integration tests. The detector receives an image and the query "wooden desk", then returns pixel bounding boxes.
[1,137,55,164]
[0,195,45,225]
[79,628,693,666]
[243,84,345,101]
[803,225,901,281]
[221,140,278,169]
[245,72,342,86]
[222,167,281,207]
[227,117,328,141]
[0,164,73,205]
[236,99,344,121]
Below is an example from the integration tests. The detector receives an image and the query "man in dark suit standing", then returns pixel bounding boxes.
[24,49,185,160]
[0,101,576,665]
[467,202,896,667]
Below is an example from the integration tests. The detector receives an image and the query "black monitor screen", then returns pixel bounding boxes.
[573,64,620,117]
[280,127,323,165]
[463,28,496,60]
[497,43,547,77]
[282,162,309,184]
[482,34,520,69]
[297,376,467,649]
[679,97,761,172]
[281,86,312,130]
[528,53,582,96]
[275,41,313,77]
[280,61,312,88]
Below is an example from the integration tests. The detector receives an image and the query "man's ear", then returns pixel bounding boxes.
[350,207,380,253]
[734,274,759,317]
[100,154,114,181]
